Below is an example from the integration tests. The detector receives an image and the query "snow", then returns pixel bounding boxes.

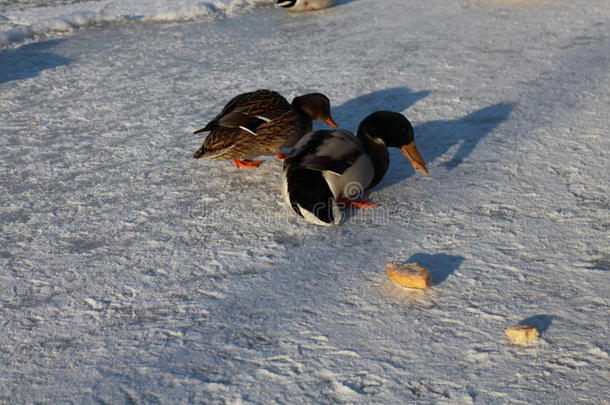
[0,0,274,48]
[1,0,609,403]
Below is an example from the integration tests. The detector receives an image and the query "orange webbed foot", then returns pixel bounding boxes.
[232,159,262,168]
[274,153,289,159]
[336,198,379,208]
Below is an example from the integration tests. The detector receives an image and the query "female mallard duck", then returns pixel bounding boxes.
[276,0,336,12]
[282,111,429,226]
[193,89,337,168]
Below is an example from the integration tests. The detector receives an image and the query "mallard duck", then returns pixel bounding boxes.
[193,89,337,168]
[282,111,429,226]
[276,0,336,12]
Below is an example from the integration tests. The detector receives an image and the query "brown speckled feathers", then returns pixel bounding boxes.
[193,89,335,162]
[212,90,291,122]
[193,90,300,160]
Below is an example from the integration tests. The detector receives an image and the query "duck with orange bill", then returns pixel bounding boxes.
[192,89,337,168]
[282,111,428,225]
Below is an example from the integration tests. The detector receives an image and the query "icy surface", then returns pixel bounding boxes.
[1,0,609,403]
[0,0,274,48]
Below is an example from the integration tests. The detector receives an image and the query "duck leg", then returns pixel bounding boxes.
[232,159,262,168]
[274,153,289,159]
[336,198,379,208]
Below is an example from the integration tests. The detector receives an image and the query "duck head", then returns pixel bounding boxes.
[357,111,429,175]
[292,93,338,128]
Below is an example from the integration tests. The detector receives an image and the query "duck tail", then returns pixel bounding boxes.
[193,146,209,159]
[282,165,340,226]
[193,121,217,135]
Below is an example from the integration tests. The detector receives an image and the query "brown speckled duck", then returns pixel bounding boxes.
[192,89,337,168]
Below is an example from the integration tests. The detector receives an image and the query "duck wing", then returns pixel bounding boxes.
[295,130,364,175]
[282,130,371,226]
[229,89,291,118]
[297,130,374,199]
[195,90,291,134]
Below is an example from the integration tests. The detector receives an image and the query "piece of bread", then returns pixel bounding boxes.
[504,324,540,344]
[386,262,432,289]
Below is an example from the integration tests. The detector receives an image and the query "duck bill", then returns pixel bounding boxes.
[324,117,338,128]
[401,142,429,175]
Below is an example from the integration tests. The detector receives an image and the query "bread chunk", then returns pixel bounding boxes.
[505,324,540,344]
[386,262,431,289]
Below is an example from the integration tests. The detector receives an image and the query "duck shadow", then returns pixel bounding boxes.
[518,314,555,334]
[406,253,464,285]
[335,0,361,6]
[0,39,72,84]
[331,87,431,130]
[376,102,514,190]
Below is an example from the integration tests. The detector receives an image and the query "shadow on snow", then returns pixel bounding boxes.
[518,314,555,334]
[379,102,514,190]
[333,87,431,130]
[331,87,513,191]
[406,253,464,285]
[335,0,361,7]
[0,39,72,84]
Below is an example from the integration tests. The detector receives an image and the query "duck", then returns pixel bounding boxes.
[193,89,337,168]
[282,111,429,226]
[276,0,336,12]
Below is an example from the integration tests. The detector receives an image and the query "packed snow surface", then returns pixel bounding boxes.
[1,0,609,403]
[0,0,273,48]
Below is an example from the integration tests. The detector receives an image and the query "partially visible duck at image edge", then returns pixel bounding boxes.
[276,0,336,12]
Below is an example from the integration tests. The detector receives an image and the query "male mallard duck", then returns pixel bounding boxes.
[282,111,429,226]
[193,89,337,168]
[276,0,336,12]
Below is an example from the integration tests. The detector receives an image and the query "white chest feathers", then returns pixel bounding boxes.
[277,0,336,12]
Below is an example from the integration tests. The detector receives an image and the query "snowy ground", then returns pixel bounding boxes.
[1,0,609,403]
[0,0,274,47]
